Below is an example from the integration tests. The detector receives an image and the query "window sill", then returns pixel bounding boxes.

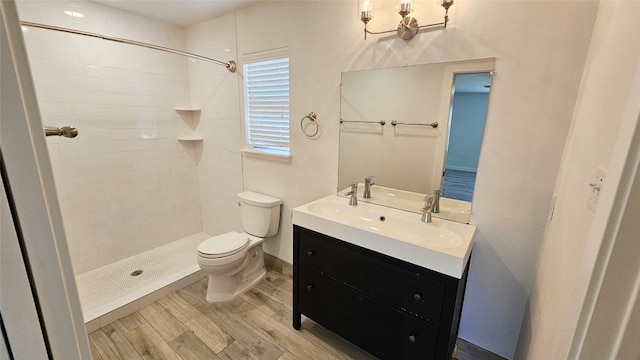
[241,148,292,163]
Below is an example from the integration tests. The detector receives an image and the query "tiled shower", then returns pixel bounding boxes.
[18,0,242,325]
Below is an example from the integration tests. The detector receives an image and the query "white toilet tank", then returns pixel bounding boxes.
[238,191,283,237]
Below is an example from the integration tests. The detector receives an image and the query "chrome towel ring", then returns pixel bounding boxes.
[300,112,320,139]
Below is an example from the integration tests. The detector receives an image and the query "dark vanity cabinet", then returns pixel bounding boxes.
[293,225,470,360]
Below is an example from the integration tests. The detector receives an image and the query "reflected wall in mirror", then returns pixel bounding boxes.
[442,72,492,202]
[338,58,494,223]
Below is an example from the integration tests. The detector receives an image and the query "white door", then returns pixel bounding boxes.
[1,174,49,358]
[0,1,90,358]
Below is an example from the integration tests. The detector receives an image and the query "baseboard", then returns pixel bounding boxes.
[264,252,293,277]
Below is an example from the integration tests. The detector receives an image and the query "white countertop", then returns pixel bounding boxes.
[292,195,476,279]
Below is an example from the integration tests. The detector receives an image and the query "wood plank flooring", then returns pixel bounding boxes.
[89,270,505,360]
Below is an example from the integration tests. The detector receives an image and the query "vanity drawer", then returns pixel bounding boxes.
[298,267,439,360]
[297,228,446,323]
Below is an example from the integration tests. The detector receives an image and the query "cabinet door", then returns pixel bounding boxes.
[298,228,446,323]
[299,267,439,360]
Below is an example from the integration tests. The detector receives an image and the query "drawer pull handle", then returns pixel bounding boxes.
[306,284,314,291]
[307,250,315,257]
[413,293,422,301]
[408,334,417,343]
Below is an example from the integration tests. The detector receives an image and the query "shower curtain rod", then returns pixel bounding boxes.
[20,21,237,72]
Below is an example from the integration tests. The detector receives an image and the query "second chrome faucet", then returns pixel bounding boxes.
[363,176,375,199]
[346,182,358,206]
[432,188,441,213]
[347,176,374,206]
[422,188,442,222]
[421,195,434,223]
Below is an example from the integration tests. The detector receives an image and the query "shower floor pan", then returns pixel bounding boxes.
[75,232,209,330]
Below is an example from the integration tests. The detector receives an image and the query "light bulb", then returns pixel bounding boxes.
[359,0,374,22]
[398,0,413,16]
[360,0,373,12]
[441,0,454,10]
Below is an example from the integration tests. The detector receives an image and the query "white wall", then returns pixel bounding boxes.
[516,1,640,359]
[186,13,243,237]
[447,92,488,172]
[339,63,447,194]
[230,1,598,357]
[17,0,201,274]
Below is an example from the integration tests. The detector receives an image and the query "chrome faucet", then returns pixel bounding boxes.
[346,182,358,206]
[363,176,375,199]
[432,188,441,213]
[421,195,434,223]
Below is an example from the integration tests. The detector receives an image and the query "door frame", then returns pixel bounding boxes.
[0,1,90,358]
[566,55,640,359]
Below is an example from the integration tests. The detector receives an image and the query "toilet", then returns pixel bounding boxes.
[197,191,282,303]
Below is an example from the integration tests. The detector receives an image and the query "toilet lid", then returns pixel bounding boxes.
[198,232,250,258]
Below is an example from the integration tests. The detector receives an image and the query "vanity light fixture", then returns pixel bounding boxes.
[359,0,454,40]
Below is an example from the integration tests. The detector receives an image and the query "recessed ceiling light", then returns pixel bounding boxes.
[64,10,85,18]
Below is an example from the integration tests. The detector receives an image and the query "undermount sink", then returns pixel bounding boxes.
[292,195,476,278]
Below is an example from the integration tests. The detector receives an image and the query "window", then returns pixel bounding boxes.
[243,50,290,156]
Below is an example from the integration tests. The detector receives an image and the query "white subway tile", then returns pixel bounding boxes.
[71,103,107,118]
[22,0,206,275]
[102,79,137,94]
[67,76,103,92]
[57,141,97,156]
[32,72,69,89]
[104,105,137,118]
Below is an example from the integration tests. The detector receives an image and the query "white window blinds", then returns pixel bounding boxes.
[243,56,290,155]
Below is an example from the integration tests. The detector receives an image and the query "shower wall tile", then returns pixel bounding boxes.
[186,13,243,237]
[18,0,204,275]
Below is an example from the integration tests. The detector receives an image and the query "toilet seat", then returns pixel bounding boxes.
[198,232,250,259]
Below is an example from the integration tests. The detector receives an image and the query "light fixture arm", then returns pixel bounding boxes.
[364,26,397,39]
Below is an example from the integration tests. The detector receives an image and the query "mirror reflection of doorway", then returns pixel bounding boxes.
[442,72,492,202]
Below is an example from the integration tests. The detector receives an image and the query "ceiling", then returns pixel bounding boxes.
[91,0,262,27]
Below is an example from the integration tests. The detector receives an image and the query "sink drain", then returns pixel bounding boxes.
[130,269,143,277]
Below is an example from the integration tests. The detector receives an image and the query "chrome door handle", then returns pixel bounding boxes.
[44,126,78,138]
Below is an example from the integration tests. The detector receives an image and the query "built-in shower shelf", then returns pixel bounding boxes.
[174,107,201,112]
[177,136,203,141]
[175,108,201,142]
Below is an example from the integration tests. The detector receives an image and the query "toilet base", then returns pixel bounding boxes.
[203,244,267,303]
[205,268,266,303]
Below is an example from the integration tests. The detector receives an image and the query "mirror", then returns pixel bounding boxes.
[338,58,494,223]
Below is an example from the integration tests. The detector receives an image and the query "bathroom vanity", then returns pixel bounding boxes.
[292,195,476,360]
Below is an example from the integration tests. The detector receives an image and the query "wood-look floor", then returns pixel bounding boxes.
[89,270,505,360]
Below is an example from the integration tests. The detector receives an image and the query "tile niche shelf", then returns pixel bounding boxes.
[174,107,201,112]
[177,136,203,141]
[175,107,202,142]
